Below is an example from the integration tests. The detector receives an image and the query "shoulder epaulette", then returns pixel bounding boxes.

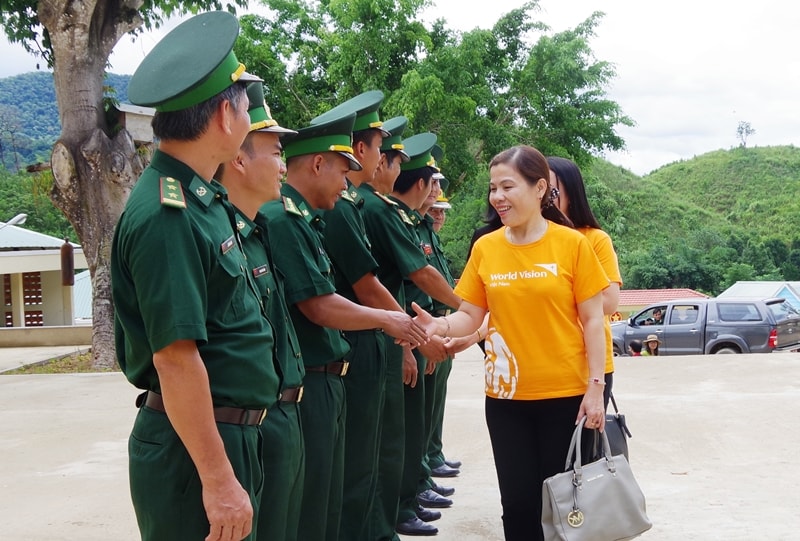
[375,192,397,206]
[397,208,415,226]
[282,195,303,217]
[160,177,186,209]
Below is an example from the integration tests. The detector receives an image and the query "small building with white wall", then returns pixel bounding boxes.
[1,224,90,346]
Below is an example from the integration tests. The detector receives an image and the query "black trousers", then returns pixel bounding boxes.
[484,395,583,541]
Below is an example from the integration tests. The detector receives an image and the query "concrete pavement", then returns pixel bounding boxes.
[1,346,799,540]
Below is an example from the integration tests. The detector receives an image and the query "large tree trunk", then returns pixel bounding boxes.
[39,0,145,369]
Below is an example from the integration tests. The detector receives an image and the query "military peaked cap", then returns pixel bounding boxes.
[283,112,363,171]
[246,83,296,135]
[128,11,261,112]
[380,116,410,162]
[311,90,390,137]
[400,133,438,171]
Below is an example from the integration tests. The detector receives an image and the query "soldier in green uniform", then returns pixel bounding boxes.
[311,94,416,541]
[261,112,427,541]
[415,152,462,513]
[214,81,308,541]
[360,133,461,539]
[111,12,277,541]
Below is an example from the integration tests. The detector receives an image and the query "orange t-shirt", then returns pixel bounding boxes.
[455,223,609,400]
[580,227,622,373]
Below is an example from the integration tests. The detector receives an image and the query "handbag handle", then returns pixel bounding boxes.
[609,391,620,415]
[565,417,617,486]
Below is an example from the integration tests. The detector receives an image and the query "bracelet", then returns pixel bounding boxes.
[588,377,606,386]
[442,317,450,338]
[475,329,483,341]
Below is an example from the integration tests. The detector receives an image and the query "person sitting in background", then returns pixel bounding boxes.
[642,335,660,356]
[628,340,642,357]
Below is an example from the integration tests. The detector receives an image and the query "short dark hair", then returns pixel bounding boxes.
[629,340,642,353]
[152,82,247,141]
[547,156,601,229]
[353,129,382,149]
[393,166,435,194]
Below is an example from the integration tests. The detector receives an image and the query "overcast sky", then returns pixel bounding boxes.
[1,0,797,175]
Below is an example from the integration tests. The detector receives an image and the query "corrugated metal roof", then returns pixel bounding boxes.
[619,288,709,306]
[0,224,79,250]
[718,281,800,309]
[115,103,156,116]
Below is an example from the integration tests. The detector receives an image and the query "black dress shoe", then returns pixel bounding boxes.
[415,504,442,522]
[431,482,455,497]
[396,516,438,536]
[444,459,462,469]
[430,464,460,478]
[417,488,453,508]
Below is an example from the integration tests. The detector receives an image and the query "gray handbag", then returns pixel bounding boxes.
[542,417,652,541]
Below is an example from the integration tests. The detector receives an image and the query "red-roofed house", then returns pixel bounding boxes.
[614,288,709,320]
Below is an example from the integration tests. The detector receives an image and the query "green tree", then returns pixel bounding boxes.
[0,0,247,368]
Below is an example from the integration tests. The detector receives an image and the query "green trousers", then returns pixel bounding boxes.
[340,329,387,541]
[297,371,346,541]
[425,357,453,470]
[129,406,262,541]
[368,339,405,541]
[397,349,428,522]
[258,400,304,541]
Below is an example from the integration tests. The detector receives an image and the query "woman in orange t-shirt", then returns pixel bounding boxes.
[547,156,623,408]
[414,145,608,541]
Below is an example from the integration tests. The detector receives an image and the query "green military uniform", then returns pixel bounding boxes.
[261,111,360,541]
[420,207,457,488]
[398,207,436,525]
[235,83,306,541]
[112,12,275,541]
[359,133,438,541]
[314,93,398,541]
[235,209,306,541]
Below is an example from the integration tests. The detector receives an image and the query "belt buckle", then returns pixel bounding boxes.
[296,386,304,403]
[339,361,350,377]
[258,408,268,424]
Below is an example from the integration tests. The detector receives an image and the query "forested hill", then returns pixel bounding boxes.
[587,145,800,293]
[0,71,131,170]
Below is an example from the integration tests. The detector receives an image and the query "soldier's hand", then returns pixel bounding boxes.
[402,347,418,388]
[384,311,428,348]
[418,335,448,363]
[203,475,253,541]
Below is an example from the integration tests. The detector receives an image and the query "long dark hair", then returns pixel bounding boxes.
[489,146,573,228]
[546,156,601,229]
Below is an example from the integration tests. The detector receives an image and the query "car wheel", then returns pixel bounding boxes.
[715,347,739,354]
[613,345,621,357]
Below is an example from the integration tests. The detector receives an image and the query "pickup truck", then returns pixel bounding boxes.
[611,297,800,356]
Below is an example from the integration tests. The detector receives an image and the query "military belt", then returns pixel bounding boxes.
[136,391,267,425]
[304,360,349,377]
[278,386,304,403]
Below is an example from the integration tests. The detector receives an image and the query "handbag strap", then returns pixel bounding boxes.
[609,392,620,415]
[566,417,616,485]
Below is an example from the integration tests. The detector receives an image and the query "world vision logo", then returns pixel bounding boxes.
[489,263,558,286]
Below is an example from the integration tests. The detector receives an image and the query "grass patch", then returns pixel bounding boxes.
[4,349,120,374]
